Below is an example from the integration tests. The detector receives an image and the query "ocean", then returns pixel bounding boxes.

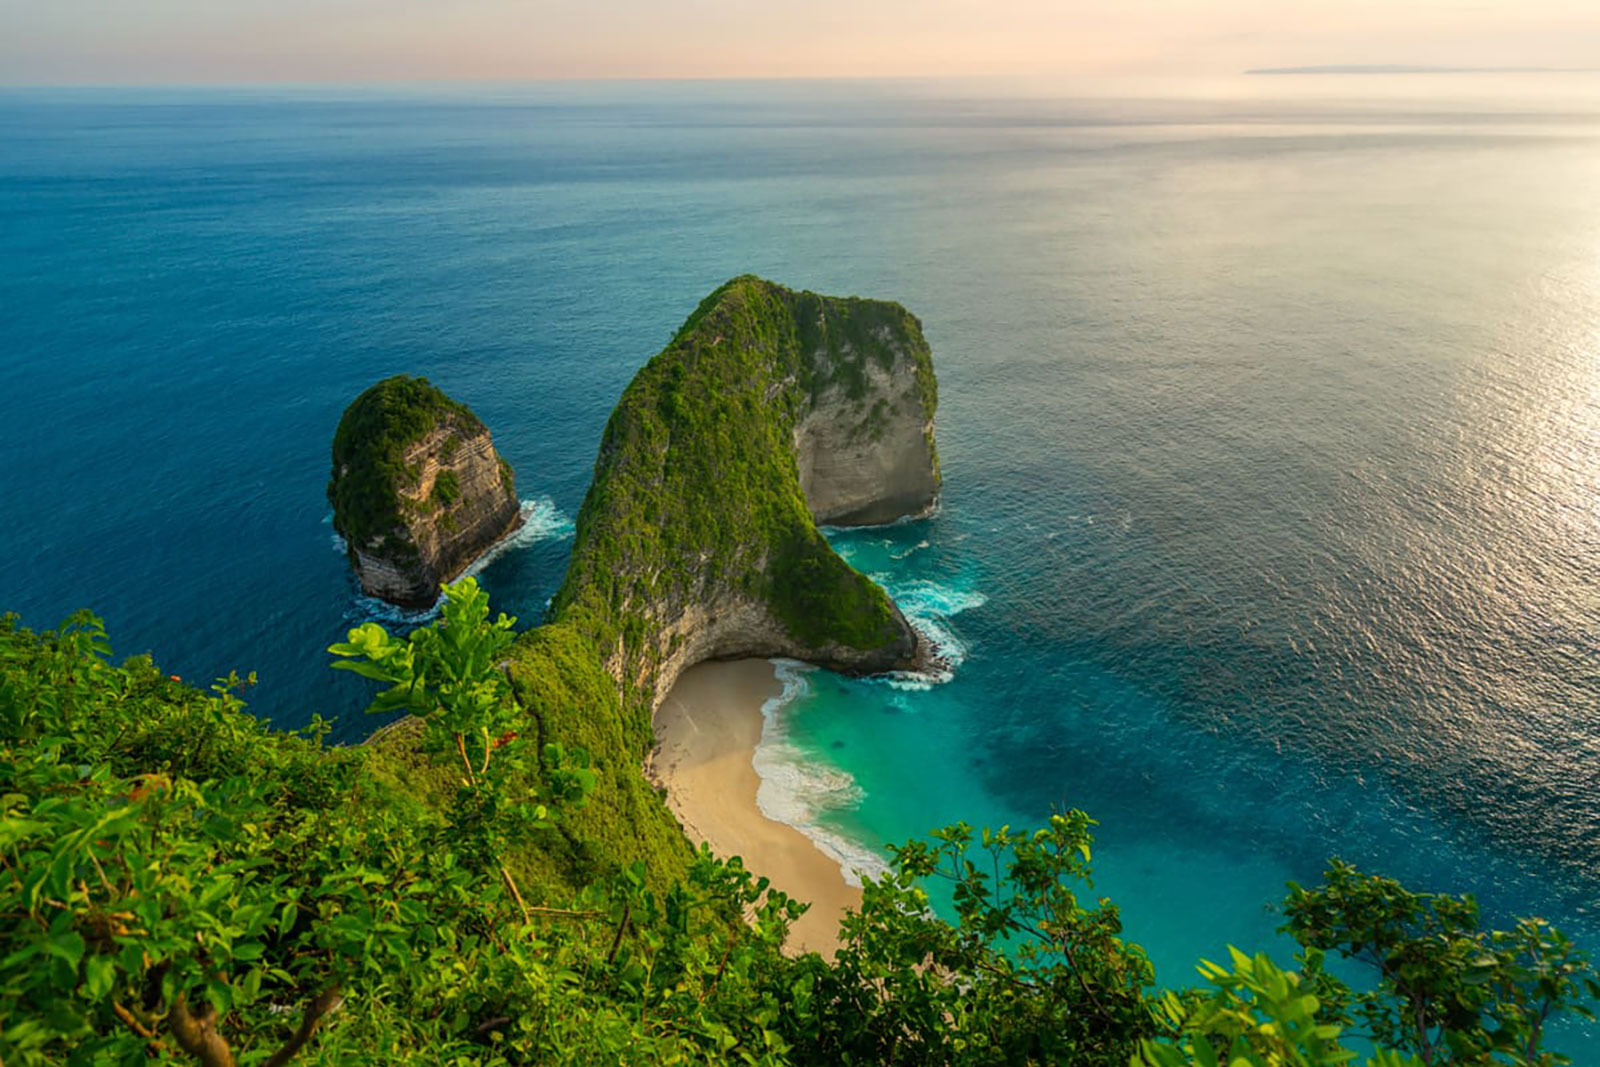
[3,76,1597,1051]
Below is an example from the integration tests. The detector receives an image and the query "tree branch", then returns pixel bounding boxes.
[524,904,607,919]
[112,999,166,1055]
[702,925,738,1003]
[608,900,632,965]
[262,986,344,1067]
[168,994,237,1067]
[454,732,479,788]
[500,864,531,926]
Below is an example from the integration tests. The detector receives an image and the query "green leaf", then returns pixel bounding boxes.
[330,660,402,682]
[81,955,116,1000]
[46,929,86,968]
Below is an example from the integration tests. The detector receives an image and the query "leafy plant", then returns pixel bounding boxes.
[0,616,374,1065]
[1283,861,1600,1065]
[331,577,596,918]
[1140,948,1426,1067]
[783,813,1160,1065]
[331,578,522,783]
[2,597,1594,1067]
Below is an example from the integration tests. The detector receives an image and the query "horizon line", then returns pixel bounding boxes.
[1246,64,1600,75]
[0,72,1094,88]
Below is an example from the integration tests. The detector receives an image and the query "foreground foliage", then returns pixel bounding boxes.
[1,589,1593,1065]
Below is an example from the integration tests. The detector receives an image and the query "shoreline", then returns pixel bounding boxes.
[649,658,862,958]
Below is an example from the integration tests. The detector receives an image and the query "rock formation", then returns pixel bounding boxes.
[328,375,522,608]
[791,293,940,526]
[545,275,941,710]
[361,278,943,894]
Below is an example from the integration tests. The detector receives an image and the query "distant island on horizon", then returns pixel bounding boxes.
[1246,63,1599,75]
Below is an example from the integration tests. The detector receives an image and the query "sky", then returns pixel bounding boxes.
[4,0,1600,84]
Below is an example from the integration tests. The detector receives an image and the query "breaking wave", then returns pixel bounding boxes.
[338,496,575,625]
[751,660,891,887]
[878,576,988,690]
[462,496,575,578]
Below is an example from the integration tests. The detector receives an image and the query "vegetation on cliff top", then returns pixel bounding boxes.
[789,285,938,419]
[3,600,1594,1066]
[327,374,489,553]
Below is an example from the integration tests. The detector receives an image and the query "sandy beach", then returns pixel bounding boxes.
[650,659,862,958]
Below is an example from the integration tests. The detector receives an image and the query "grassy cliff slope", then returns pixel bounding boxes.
[485,275,940,893]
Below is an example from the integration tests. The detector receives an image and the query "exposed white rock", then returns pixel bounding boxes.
[794,331,939,526]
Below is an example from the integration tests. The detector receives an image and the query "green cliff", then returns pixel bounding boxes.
[553,274,939,693]
[380,275,944,893]
[328,375,522,608]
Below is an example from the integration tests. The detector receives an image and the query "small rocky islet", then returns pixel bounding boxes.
[328,374,523,608]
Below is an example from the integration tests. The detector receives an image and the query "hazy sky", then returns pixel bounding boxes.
[5,0,1600,84]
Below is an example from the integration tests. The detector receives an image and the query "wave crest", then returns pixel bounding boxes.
[462,496,575,578]
[339,496,575,625]
[881,577,988,689]
[752,661,891,887]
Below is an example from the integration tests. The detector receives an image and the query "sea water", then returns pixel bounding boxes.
[3,77,1598,1051]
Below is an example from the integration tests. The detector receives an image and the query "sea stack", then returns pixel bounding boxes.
[551,276,940,703]
[328,375,521,608]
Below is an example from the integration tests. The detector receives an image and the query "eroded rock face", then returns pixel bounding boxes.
[628,591,923,716]
[329,376,522,608]
[344,423,523,607]
[794,325,940,527]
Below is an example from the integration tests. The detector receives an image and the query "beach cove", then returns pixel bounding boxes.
[650,659,862,958]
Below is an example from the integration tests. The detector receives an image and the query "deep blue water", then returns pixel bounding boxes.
[4,79,1598,1052]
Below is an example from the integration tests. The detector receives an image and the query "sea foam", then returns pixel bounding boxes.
[877,576,988,689]
[827,535,987,689]
[748,540,986,885]
[752,660,891,888]
[462,496,576,578]
[340,496,575,625]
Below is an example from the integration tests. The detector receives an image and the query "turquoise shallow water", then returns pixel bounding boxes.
[3,78,1598,1051]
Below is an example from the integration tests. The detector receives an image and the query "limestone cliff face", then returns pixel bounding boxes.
[613,574,922,719]
[329,376,522,609]
[793,313,940,526]
[544,276,940,712]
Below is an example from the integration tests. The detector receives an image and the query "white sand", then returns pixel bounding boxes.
[650,659,861,958]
